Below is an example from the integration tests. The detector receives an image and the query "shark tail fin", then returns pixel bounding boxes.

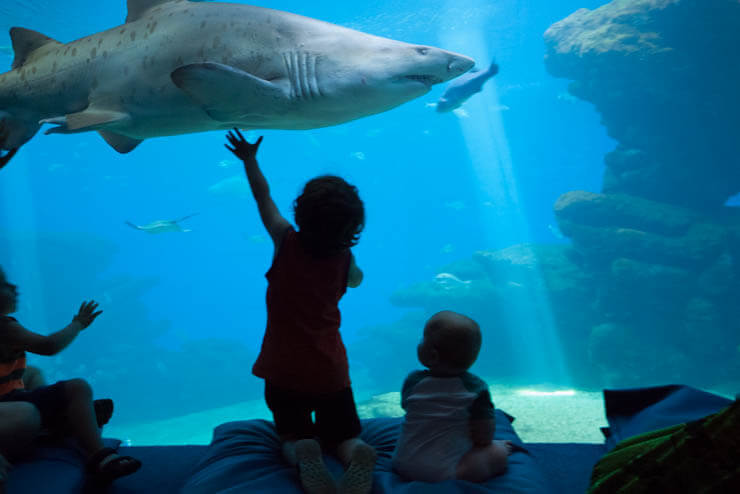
[9,27,62,69]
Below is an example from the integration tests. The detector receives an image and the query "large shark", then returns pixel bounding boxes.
[0,0,474,155]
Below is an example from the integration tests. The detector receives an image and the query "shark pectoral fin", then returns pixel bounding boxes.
[171,63,287,122]
[98,131,143,154]
[9,27,62,69]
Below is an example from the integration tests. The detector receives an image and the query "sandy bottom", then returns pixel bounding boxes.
[106,383,608,446]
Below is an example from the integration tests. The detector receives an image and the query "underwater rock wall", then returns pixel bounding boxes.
[544,0,740,210]
[542,0,740,388]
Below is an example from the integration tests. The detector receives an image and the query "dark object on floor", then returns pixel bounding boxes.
[589,394,739,493]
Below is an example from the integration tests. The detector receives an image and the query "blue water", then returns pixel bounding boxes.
[0,0,618,425]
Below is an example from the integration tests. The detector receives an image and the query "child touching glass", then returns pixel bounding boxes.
[226,129,376,494]
[0,267,140,483]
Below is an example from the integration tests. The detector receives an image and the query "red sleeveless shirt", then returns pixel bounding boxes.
[252,228,352,393]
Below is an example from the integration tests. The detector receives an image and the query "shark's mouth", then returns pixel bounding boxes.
[404,74,444,86]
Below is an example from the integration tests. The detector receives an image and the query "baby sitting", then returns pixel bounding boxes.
[392,310,512,483]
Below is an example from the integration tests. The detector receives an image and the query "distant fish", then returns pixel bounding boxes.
[125,213,199,234]
[351,151,366,160]
[440,243,455,254]
[434,272,472,289]
[557,92,578,103]
[0,45,12,57]
[217,159,236,168]
[452,108,469,118]
[435,60,499,113]
[208,176,249,198]
[444,200,466,211]
[548,223,565,240]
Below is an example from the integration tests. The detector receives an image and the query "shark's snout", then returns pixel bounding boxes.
[448,55,475,75]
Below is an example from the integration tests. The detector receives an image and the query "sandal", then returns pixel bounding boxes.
[87,447,141,482]
[94,399,114,427]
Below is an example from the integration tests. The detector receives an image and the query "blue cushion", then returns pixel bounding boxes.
[182,411,550,494]
[6,438,121,494]
[602,384,733,450]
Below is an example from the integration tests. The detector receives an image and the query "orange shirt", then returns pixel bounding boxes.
[0,316,26,396]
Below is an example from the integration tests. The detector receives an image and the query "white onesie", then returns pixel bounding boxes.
[392,370,495,482]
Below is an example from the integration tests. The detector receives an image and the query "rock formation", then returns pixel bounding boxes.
[543,0,740,389]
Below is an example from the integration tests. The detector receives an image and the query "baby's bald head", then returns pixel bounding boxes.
[422,311,482,372]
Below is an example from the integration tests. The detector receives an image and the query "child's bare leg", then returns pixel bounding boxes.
[62,379,139,478]
[336,437,376,494]
[456,440,511,483]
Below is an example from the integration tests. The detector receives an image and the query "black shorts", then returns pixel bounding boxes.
[265,382,362,446]
[0,380,69,432]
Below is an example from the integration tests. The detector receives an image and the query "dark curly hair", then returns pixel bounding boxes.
[293,175,364,257]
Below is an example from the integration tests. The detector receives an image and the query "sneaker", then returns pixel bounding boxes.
[295,439,336,494]
[338,443,376,494]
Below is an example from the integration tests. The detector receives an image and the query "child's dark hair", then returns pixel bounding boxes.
[293,175,364,257]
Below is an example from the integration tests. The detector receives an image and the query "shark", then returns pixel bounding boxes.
[0,0,474,156]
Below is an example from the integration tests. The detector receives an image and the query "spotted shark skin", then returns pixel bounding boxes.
[0,0,474,153]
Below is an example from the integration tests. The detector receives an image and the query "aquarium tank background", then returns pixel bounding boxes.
[1,0,738,444]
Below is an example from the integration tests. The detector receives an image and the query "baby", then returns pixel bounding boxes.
[392,310,512,483]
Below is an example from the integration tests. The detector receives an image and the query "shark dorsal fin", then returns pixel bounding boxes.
[9,27,62,69]
[126,0,179,23]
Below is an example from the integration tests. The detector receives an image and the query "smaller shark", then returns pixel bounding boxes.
[435,60,499,113]
[125,213,198,233]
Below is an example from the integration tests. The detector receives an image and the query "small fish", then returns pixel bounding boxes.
[440,243,455,254]
[434,272,472,289]
[217,159,235,168]
[557,92,578,103]
[444,200,466,211]
[436,60,499,113]
[351,151,366,160]
[548,223,565,240]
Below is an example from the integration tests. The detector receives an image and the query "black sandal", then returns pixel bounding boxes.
[87,447,141,482]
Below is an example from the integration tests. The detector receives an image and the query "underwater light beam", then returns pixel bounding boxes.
[439,8,569,384]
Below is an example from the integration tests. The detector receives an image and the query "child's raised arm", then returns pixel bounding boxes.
[2,301,101,356]
[225,129,290,246]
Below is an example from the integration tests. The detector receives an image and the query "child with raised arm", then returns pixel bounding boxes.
[392,310,513,483]
[0,267,140,484]
[225,129,376,494]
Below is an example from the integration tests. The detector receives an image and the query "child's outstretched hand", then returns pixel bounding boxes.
[72,301,102,329]
[225,128,263,163]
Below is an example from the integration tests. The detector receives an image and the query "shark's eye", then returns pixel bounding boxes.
[416,47,429,55]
